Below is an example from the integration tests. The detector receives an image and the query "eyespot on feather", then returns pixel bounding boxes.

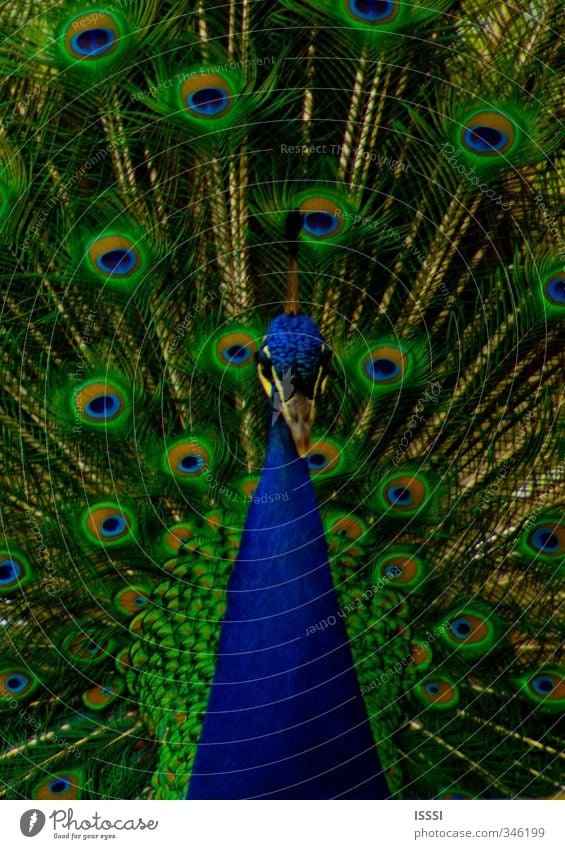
[460,111,516,157]
[162,523,197,554]
[73,380,126,426]
[329,514,366,541]
[82,678,124,710]
[526,522,565,558]
[63,13,120,61]
[0,667,38,703]
[375,552,425,589]
[442,610,496,651]
[299,197,345,241]
[379,474,430,513]
[543,273,565,307]
[345,0,399,25]
[82,503,135,546]
[180,72,235,119]
[33,771,82,800]
[87,234,141,278]
[416,677,459,708]
[306,439,342,475]
[362,345,408,385]
[62,630,111,664]
[113,586,151,617]
[521,671,564,706]
[410,639,433,670]
[0,549,34,593]
[215,331,257,369]
[165,440,210,479]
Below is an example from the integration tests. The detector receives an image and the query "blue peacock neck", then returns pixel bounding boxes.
[186,413,389,799]
[236,411,322,567]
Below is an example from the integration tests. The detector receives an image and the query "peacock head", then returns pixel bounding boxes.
[257,313,331,456]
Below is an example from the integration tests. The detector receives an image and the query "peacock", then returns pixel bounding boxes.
[0,0,563,802]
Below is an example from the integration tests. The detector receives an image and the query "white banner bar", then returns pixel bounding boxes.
[2,800,563,849]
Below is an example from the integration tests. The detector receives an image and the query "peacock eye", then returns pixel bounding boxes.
[365,358,400,380]
[530,527,559,552]
[302,211,340,237]
[416,677,459,708]
[346,0,399,24]
[74,380,127,427]
[543,274,565,307]
[224,344,249,364]
[387,485,413,505]
[0,550,34,593]
[82,503,135,546]
[179,455,204,473]
[0,667,38,701]
[451,617,472,637]
[377,554,424,588]
[0,558,19,583]
[73,28,114,57]
[6,673,29,693]
[522,670,564,705]
[460,111,516,156]
[367,358,400,380]
[442,611,495,652]
[64,13,121,62]
[165,440,210,480]
[329,514,366,541]
[88,235,141,279]
[189,88,229,115]
[526,522,565,557]
[305,439,343,476]
[82,678,124,711]
[162,522,196,554]
[378,473,430,514]
[308,452,328,471]
[298,196,345,242]
[87,394,119,417]
[180,73,234,120]
[441,791,472,800]
[33,771,82,800]
[532,675,554,695]
[113,586,150,617]
[359,343,412,391]
[214,330,258,374]
[63,631,109,664]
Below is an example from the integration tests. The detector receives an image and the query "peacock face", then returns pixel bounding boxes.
[257,313,331,456]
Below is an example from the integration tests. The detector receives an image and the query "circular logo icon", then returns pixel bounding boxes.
[20,810,46,837]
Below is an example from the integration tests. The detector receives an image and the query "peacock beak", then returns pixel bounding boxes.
[282,391,314,457]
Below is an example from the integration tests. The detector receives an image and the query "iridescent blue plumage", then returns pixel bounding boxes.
[263,313,326,378]
[187,313,388,799]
